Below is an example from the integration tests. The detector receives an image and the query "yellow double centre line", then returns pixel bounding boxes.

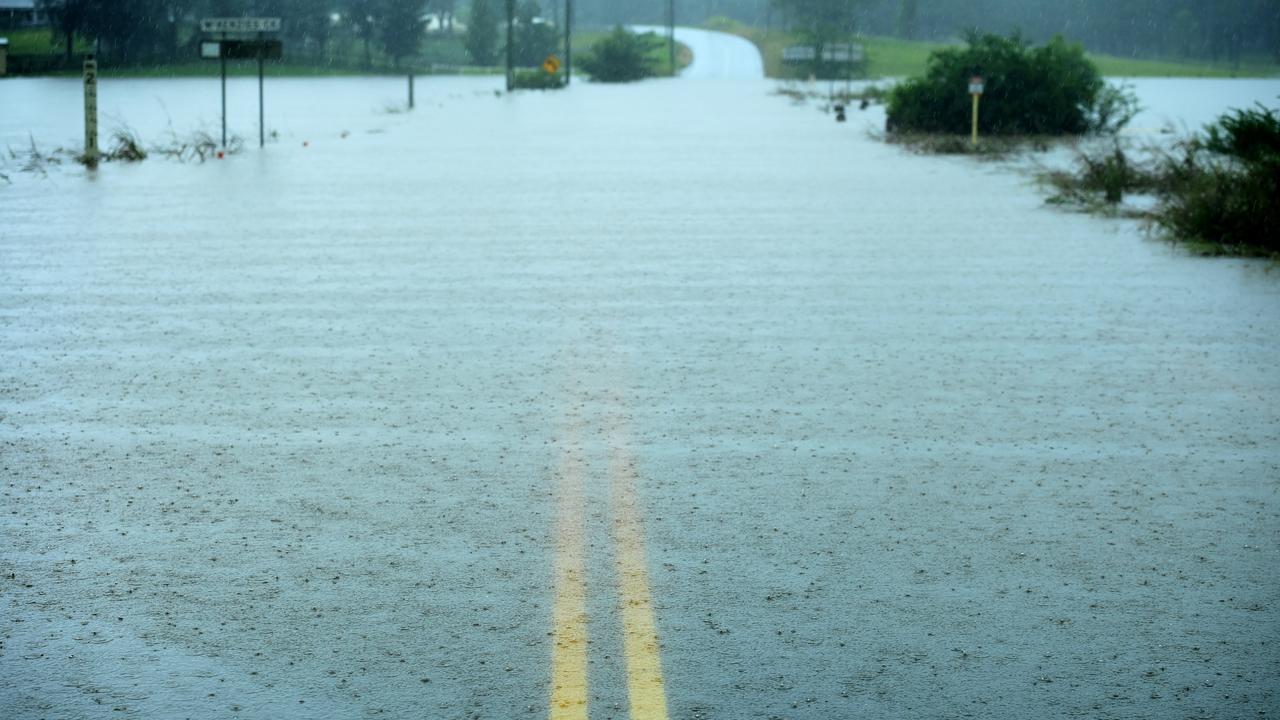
[548,413,670,720]
[550,426,589,720]
[610,434,670,720]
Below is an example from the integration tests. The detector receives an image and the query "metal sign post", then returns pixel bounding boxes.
[257,31,265,148]
[969,75,985,146]
[505,0,514,91]
[564,0,572,85]
[199,18,281,149]
[83,56,98,167]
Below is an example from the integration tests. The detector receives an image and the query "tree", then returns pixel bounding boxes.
[896,0,917,40]
[37,0,90,61]
[430,0,456,32]
[512,0,557,66]
[79,0,184,64]
[346,0,379,67]
[578,26,657,82]
[771,0,868,76]
[381,0,424,67]
[771,0,865,40]
[886,32,1137,137]
[465,0,499,65]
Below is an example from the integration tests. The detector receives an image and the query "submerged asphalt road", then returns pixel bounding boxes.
[3,32,1280,720]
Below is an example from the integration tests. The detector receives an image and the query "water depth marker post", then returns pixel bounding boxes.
[219,41,227,146]
[83,55,98,167]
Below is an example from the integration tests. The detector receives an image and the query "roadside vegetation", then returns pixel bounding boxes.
[704,16,1279,80]
[1,125,245,181]
[886,32,1139,136]
[1045,106,1280,256]
[577,26,688,82]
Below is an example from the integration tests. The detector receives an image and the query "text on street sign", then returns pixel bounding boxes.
[201,17,281,33]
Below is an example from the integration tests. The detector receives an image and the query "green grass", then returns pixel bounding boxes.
[861,36,956,77]
[1088,53,1280,78]
[704,18,1280,80]
[2,27,92,56]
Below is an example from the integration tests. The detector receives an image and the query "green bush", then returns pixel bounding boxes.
[511,68,564,90]
[1155,106,1280,254]
[1042,106,1279,255]
[886,32,1138,136]
[579,26,658,83]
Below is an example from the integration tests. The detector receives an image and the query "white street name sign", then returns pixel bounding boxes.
[201,17,281,33]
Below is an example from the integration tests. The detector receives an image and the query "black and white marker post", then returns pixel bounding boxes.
[83,55,98,167]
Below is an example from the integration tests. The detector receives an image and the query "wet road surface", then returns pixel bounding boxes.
[2,34,1280,720]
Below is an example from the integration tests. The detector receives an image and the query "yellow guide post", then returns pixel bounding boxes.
[968,75,984,147]
[971,93,980,146]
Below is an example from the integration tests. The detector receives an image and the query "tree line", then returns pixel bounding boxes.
[865,0,1280,64]
[33,0,1280,68]
[567,0,1279,65]
[36,0,454,66]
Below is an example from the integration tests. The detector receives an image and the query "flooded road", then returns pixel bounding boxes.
[2,41,1280,720]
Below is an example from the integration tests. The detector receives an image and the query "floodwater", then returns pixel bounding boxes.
[2,32,1280,720]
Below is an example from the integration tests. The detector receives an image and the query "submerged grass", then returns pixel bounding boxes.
[2,125,242,176]
[1040,106,1280,257]
[883,132,1053,159]
[104,128,148,162]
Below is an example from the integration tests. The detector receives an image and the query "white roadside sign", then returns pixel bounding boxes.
[201,17,281,33]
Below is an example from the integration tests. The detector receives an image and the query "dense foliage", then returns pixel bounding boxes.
[32,0,443,67]
[511,0,558,66]
[1156,106,1280,253]
[578,26,658,83]
[510,67,563,89]
[20,0,1277,71]
[1044,105,1280,255]
[886,32,1138,136]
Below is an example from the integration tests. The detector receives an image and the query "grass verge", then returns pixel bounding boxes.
[703,18,1280,80]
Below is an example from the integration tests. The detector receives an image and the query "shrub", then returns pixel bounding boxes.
[105,128,148,162]
[1044,144,1164,206]
[1042,105,1280,255]
[886,32,1138,136]
[1154,106,1280,254]
[579,26,658,83]
[511,68,564,90]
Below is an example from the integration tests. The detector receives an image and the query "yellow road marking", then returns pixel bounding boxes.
[550,428,589,720]
[610,435,671,720]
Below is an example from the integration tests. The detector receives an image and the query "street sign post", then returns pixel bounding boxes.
[564,0,572,85]
[201,18,281,149]
[969,75,985,146]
